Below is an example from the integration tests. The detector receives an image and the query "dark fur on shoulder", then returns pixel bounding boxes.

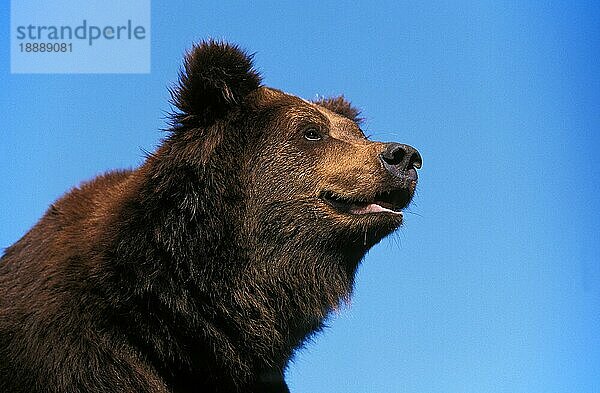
[0,40,420,393]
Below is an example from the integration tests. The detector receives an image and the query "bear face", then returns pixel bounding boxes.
[0,40,421,393]
[244,87,420,253]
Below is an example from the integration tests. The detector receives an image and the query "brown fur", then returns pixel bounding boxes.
[0,40,420,392]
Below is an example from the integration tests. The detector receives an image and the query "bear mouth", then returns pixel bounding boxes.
[319,189,411,216]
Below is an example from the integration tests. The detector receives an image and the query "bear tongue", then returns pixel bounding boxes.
[349,202,402,215]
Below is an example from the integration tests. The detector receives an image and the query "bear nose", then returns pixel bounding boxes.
[379,142,422,177]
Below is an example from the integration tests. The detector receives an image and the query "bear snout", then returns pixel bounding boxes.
[379,142,422,181]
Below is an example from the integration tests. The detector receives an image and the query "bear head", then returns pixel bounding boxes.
[166,40,421,257]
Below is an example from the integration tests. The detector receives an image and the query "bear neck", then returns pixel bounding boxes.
[104,139,368,388]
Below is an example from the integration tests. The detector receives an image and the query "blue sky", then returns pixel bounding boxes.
[1,2,599,392]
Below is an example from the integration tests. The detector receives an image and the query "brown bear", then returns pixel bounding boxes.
[0,41,422,393]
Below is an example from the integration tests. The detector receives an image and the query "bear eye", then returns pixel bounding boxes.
[303,128,322,141]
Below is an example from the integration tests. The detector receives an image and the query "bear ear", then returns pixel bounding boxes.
[314,96,363,125]
[170,40,262,128]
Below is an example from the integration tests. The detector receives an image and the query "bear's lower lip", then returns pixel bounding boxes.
[320,190,406,216]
